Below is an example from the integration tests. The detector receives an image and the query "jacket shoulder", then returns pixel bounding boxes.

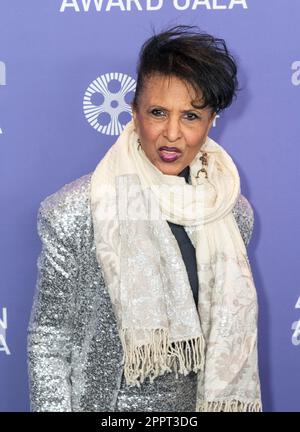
[232,194,254,247]
[37,172,92,241]
[40,172,92,214]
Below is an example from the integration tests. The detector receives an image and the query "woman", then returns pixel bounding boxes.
[28,26,262,412]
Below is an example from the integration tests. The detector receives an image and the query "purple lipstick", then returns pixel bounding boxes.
[158,146,182,163]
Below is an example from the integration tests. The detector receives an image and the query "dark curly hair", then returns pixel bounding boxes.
[132,25,238,114]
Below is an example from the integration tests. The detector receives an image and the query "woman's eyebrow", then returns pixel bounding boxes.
[181,108,202,113]
[148,105,200,112]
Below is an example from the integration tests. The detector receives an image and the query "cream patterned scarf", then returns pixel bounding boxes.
[90,120,262,412]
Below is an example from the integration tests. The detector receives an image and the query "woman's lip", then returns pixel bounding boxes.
[159,146,182,153]
[158,149,181,162]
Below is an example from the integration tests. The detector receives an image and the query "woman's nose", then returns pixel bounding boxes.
[163,117,182,142]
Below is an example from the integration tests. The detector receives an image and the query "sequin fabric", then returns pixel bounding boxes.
[27,172,254,412]
[116,371,198,412]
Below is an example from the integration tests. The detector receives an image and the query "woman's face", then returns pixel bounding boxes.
[132,74,215,176]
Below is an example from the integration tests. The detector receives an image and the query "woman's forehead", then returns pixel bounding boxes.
[139,74,203,106]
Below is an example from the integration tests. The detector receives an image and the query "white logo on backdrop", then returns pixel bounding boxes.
[0,308,11,355]
[0,62,5,86]
[291,296,300,346]
[0,61,6,135]
[291,61,300,86]
[60,0,248,13]
[213,114,220,127]
[83,72,136,136]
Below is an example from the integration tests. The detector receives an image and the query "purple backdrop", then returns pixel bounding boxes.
[0,0,299,412]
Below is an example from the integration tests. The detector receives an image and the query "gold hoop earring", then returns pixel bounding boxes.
[196,152,208,179]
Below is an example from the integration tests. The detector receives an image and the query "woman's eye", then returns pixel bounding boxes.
[184,112,199,121]
[150,109,165,117]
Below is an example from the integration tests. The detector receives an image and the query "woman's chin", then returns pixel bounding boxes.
[155,162,185,176]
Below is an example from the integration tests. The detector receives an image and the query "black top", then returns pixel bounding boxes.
[167,166,199,306]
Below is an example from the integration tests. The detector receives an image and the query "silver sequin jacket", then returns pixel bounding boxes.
[27,172,254,412]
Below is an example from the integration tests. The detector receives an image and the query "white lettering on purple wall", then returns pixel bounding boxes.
[291,61,300,86]
[0,308,11,355]
[0,61,6,135]
[60,0,248,12]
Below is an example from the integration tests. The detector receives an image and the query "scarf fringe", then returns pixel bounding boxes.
[121,328,205,387]
[196,400,262,412]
